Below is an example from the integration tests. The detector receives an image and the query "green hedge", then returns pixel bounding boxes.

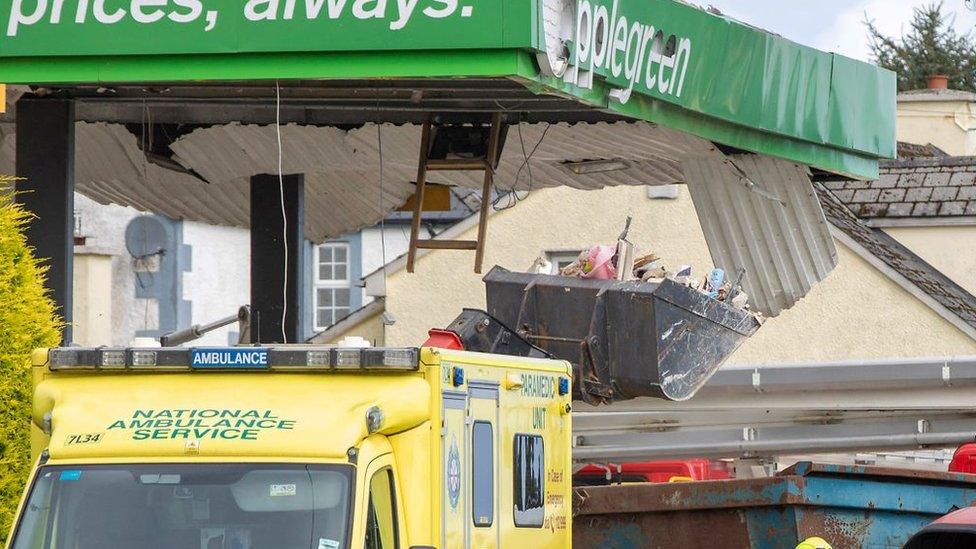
[0,183,61,544]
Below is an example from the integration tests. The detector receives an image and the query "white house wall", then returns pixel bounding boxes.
[379,185,976,361]
[74,194,151,346]
[181,221,250,346]
[885,225,976,297]
[360,225,427,307]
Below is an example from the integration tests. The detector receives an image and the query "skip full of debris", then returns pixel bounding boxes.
[528,217,758,315]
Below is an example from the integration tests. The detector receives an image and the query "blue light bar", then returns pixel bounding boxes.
[45,346,420,372]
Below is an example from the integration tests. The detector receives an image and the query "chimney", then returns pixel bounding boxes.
[927,74,949,90]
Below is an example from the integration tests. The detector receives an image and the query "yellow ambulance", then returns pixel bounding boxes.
[7,345,573,549]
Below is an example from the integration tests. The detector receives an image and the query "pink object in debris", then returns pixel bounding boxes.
[581,245,617,280]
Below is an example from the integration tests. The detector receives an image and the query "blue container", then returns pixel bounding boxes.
[573,462,976,549]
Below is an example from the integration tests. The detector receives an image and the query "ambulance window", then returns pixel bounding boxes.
[365,468,398,549]
[471,421,494,527]
[10,464,354,549]
[513,434,545,527]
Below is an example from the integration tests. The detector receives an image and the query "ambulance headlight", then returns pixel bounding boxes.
[362,348,419,370]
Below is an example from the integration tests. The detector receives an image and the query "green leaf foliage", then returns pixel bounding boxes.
[0,181,61,544]
[867,1,976,92]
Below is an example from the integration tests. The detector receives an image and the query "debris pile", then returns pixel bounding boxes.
[529,217,756,313]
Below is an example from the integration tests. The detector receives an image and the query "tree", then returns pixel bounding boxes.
[867,1,976,92]
[0,180,61,544]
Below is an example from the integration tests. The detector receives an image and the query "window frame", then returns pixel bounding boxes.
[313,242,353,330]
[364,467,398,549]
[315,242,351,286]
[545,250,583,275]
[471,420,495,528]
[513,433,546,529]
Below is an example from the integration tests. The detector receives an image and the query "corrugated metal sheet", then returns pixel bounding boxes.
[683,152,838,316]
[1,120,709,242]
[170,121,706,192]
[0,117,843,316]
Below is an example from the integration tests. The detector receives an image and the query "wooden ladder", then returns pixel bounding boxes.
[406,113,504,274]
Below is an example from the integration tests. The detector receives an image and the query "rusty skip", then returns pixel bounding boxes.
[572,462,976,549]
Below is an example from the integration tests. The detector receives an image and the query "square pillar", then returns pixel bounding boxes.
[15,98,75,344]
[251,174,305,343]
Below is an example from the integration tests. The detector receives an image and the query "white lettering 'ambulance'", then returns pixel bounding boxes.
[193,351,269,367]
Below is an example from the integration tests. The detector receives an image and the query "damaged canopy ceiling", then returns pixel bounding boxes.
[0,116,834,316]
[0,0,897,317]
[1,119,703,241]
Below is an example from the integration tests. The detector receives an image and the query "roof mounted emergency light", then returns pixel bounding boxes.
[45,347,420,372]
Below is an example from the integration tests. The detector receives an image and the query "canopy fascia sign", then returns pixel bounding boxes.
[0,0,895,178]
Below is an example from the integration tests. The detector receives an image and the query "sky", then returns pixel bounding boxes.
[706,0,976,62]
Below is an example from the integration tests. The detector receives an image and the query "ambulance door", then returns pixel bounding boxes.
[442,391,468,549]
[467,381,499,549]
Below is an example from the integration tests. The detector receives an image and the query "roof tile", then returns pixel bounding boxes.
[913,203,940,216]
[932,187,960,201]
[888,202,914,217]
[860,203,888,217]
[853,189,881,203]
[950,171,976,186]
[940,201,968,216]
[832,156,976,219]
[879,188,906,202]
[904,172,929,187]
[875,173,899,188]
[905,187,933,202]
[923,172,951,187]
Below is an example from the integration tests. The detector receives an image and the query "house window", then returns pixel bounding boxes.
[315,243,352,329]
[546,251,583,275]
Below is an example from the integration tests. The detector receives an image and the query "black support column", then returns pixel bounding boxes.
[250,174,305,343]
[15,98,75,344]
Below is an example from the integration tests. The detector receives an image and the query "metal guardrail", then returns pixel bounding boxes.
[573,357,976,463]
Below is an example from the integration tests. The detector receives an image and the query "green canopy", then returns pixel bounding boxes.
[0,0,895,178]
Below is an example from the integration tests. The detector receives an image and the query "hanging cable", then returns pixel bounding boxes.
[139,100,152,333]
[276,81,289,343]
[494,122,549,211]
[377,124,389,285]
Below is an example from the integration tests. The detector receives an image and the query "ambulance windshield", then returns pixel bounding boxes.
[11,464,353,549]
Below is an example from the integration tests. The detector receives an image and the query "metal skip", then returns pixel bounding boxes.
[482,267,761,404]
[572,463,976,549]
[682,151,839,317]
